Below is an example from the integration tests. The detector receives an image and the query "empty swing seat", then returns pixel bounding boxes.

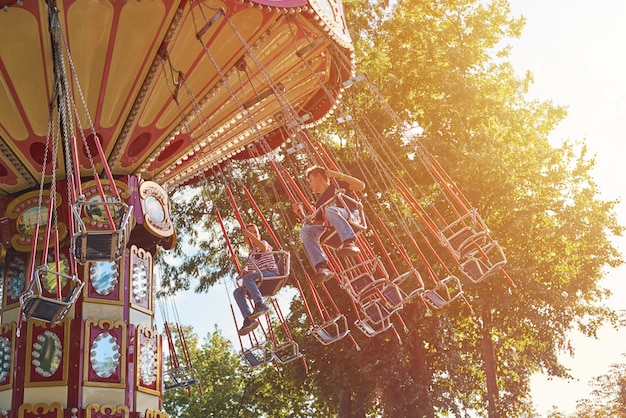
[359,298,397,325]
[20,266,83,324]
[438,210,488,260]
[421,276,464,310]
[355,312,393,337]
[312,314,350,345]
[380,283,407,310]
[272,340,302,365]
[241,341,274,367]
[163,366,200,390]
[460,241,507,283]
[341,273,387,303]
[71,198,133,264]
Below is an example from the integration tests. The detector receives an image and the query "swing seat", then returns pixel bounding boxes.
[163,366,200,390]
[421,276,464,310]
[312,314,350,345]
[71,198,133,264]
[380,283,406,310]
[20,266,83,324]
[438,210,488,260]
[355,314,393,337]
[312,191,367,251]
[272,340,302,365]
[359,298,397,325]
[341,273,387,302]
[241,342,274,367]
[387,269,425,307]
[338,257,389,302]
[255,250,290,297]
[460,241,507,283]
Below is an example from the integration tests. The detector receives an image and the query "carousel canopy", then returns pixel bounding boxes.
[0,0,354,196]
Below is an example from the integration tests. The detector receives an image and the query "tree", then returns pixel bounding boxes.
[158,0,623,416]
[162,326,323,417]
[574,356,626,417]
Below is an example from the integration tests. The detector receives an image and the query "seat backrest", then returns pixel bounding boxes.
[424,291,447,308]
[276,255,285,276]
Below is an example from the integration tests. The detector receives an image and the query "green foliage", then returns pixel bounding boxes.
[162,327,334,417]
[157,0,623,417]
[573,356,626,417]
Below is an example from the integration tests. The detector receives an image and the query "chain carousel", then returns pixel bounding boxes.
[0,0,353,415]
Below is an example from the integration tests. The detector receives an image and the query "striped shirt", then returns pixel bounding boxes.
[246,240,279,274]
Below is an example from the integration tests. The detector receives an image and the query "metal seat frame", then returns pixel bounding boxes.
[438,209,488,260]
[20,265,83,324]
[242,250,291,297]
[312,314,350,345]
[307,190,367,251]
[421,275,464,310]
[71,197,133,264]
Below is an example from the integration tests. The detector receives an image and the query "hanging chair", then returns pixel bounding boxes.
[460,241,507,283]
[241,341,275,367]
[379,269,425,311]
[272,339,302,365]
[354,311,394,338]
[312,314,350,345]
[438,209,488,260]
[20,265,83,324]
[313,189,367,251]
[71,194,133,264]
[163,366,200,391]
[242,249,291,297]
[421,276,464,310]
[338,258,388,303]
[358,297,398,326]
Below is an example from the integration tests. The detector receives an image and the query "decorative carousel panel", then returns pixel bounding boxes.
[5,190,68,252]
[24,320,70,386]
[84,259,123,304]
[139,181,174,238]
[129,245,153,313]
[18,402,64,418]
[85,403,130,418]
[83,318,127,387]
[136,325,161,395]
[0,323,16,390]
[2,250,27,308]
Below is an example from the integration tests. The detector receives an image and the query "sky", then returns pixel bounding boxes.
[158,1,626,415]
[508,0,626,415]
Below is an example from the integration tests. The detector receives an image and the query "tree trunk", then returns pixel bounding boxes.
[406,332,435,418]
[338,387,352,418]
[481,306,501,418]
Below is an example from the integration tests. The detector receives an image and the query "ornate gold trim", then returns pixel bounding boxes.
[5,190,68,252]
[145,409,169,418]
[85,403,130,418]
[18,402,64,417]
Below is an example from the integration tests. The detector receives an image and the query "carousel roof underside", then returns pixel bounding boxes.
[0,0,354,197]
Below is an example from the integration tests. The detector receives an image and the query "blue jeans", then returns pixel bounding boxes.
[300,206,359,268]
[233,270,278,319]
